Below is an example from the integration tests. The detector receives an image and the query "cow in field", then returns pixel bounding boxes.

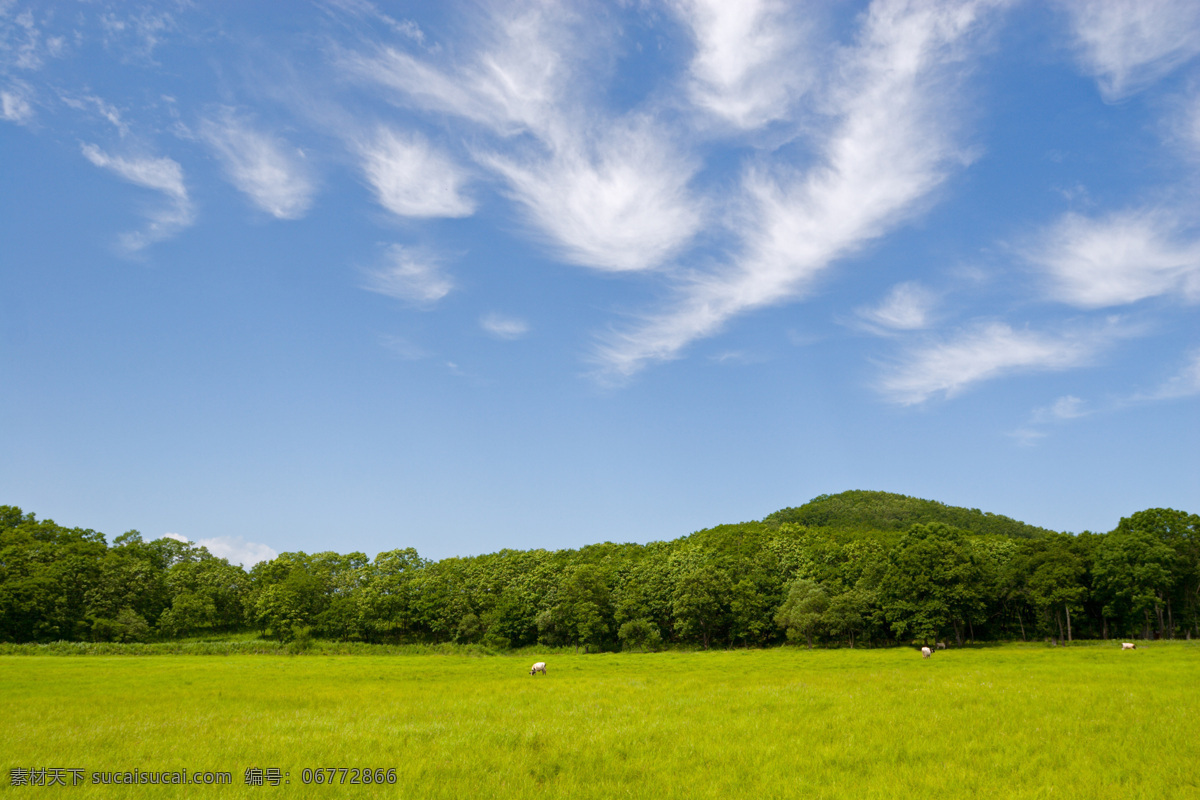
[921,646,932,658]
[530,661,547,675]
[936,642,946,650]
[1121,643,1136,650]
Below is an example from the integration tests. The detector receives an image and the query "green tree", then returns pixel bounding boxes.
[671,562,731,650]
[878,523,983,645]
[617,618,663,651]
[1094,527,1176,639]
[823,589,869,648]
[775,579,828,648]
[1026,535,1088,642]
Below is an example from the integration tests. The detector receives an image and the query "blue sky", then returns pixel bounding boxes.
[3,0,1198,566]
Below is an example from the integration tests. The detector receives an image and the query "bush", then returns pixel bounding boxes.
[91,609,151,643]
[618,619,663,652]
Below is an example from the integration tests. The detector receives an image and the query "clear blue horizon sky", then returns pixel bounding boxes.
[3,0,1198,566]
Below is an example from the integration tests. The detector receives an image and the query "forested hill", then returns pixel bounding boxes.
[4,497,1197,650]
[763,490,1057,539]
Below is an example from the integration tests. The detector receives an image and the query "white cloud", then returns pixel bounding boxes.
[1145,348,1200,399]
[1178,89,1200,160]
[339,3,573,136]
[324,0,426,44]
[359,127,474,218]
[195,536,278,568]
[341,5,701,272]
[879,321,1120,404]
[482,121,702,272]
[60,93,128,134]
[361,244,453,305]
[2,7,61,71]
[99,9,175,64]
[1060,0,1200,100]
[1032,394,1089,422]
[200,110,315,220]
[379,334,431,360]
[480,313,529,340]
[671,0,813,130]
[0,85,32,123]
[857,282,938,331]
[597,0,1003,376]
[162,532,190,543]
[80,143,195,251]
[1029,209,1200,308]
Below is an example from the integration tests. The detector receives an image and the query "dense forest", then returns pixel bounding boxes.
[2,491,1197,649]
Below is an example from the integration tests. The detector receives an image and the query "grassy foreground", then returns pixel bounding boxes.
[4,644,1198,798]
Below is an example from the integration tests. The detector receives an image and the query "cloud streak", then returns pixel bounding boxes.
[340,4,702,272]
[200,110,316,220]
[0,84,33,123]
[480,313,529,340]
[1060,0,1200,100]
[359,127,474,218]
[671,0,814,130]
[879,320,1123,404]
[597,0,1004,376]
[857,282,938,331]
[80,143,195,251]
[361,245,454,305]
[1029,209,1200,308]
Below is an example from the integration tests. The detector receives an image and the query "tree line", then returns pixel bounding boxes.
[1,492,1197,649]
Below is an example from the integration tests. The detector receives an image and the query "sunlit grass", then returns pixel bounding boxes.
[4,644,1198,798]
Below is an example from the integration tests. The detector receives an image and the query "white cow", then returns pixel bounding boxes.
[1121,642,1136,650]
[530,661,547,675]
[921,646,932,658]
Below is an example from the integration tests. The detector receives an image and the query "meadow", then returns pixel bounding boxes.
[4,643,1198,798]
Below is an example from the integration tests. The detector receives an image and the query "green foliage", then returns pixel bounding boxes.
[775,579,829,647]
[4,498,1200,652]
[617,618,662,652]
[878,523,984,644]
[765,490,1056,539]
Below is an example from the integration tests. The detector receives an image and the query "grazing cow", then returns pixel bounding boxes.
[1121,643,1136,650]
[530,661,547,675]
[936,642,946,650]
[921,646,932,658]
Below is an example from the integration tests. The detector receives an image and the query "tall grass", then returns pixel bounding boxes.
[4,644,1197,798]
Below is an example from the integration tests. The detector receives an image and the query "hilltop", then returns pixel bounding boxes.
[762,490,1056,539]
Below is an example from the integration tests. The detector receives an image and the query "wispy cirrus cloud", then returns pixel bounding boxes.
[1141,348,1200,399]
[1059,0,1200,101]
[378,333,431,360]
[322,0,426,44]
[339,3,702,272]
[361,244,454,305]
[671,0,814,130]
[597,0,1005,377]
[358,127,474,218]
[480,312,529,340]
[878,320,1124,404]
[1010,394,1091,445]
[80,143,194,251]
[1033,394,1089,422]
[0,83,32,123]
[857,282,938,332]
[200,109,316,220]
[1,7,66,71]
[1028,209,1200,308]
[481,120,702,272]
[98,9,176,64]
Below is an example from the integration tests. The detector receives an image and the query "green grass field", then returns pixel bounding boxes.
[4,644,1198,798]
